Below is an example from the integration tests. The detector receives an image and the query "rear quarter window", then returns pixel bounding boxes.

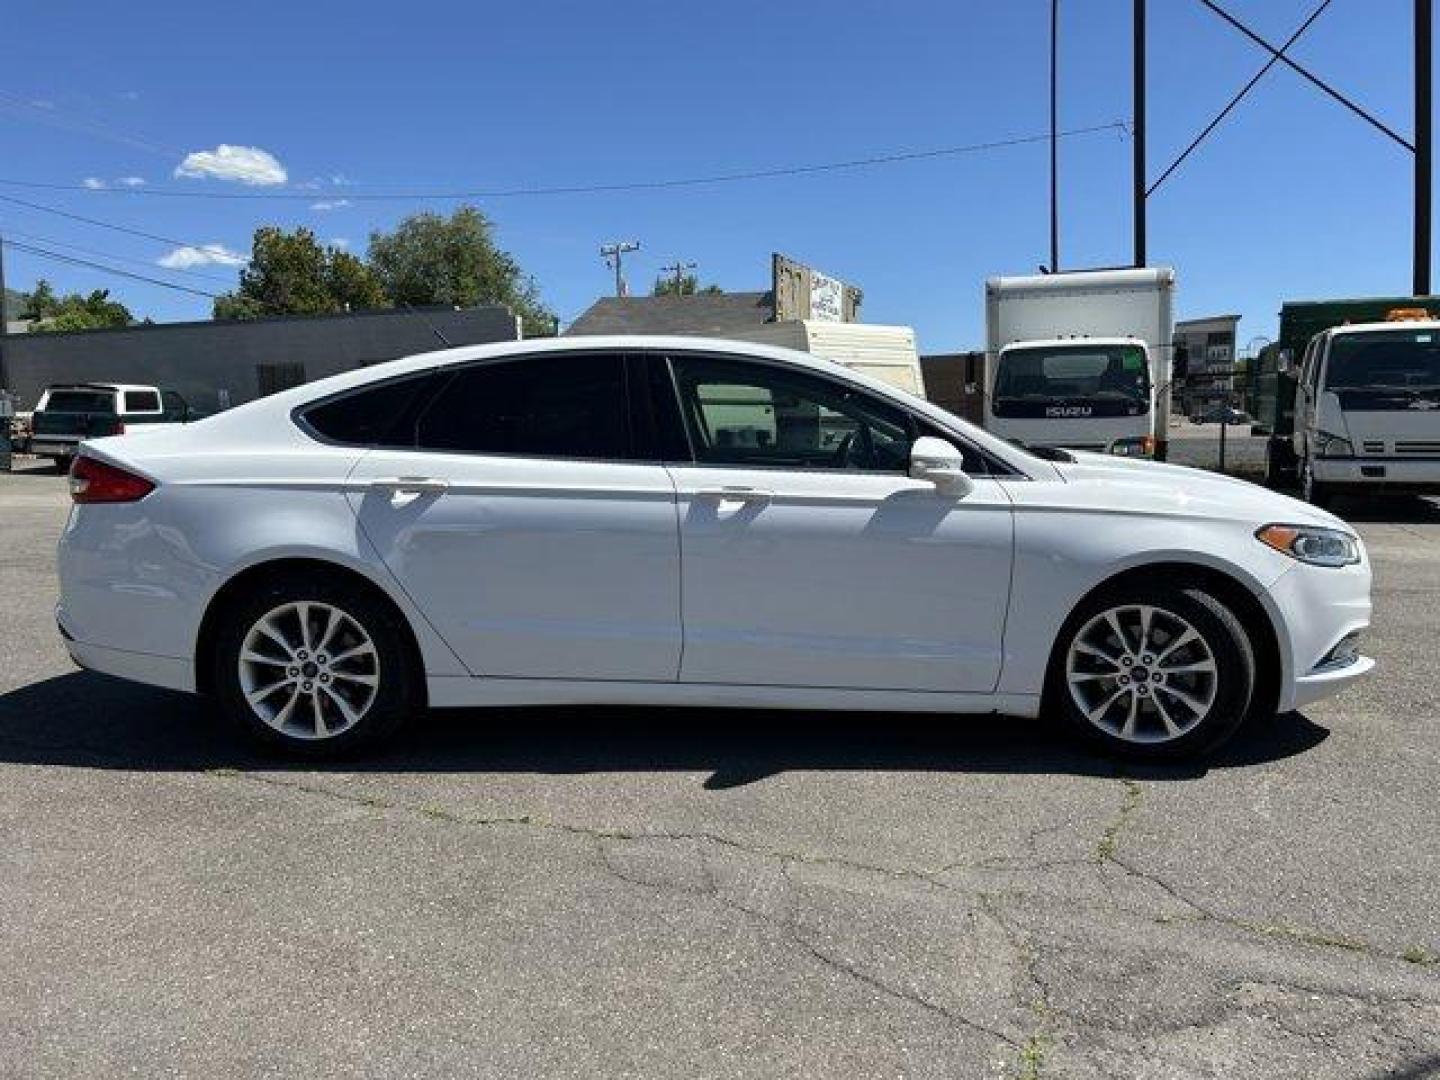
[300,373,437,446]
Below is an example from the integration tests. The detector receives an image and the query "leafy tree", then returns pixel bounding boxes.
[19,279,134,331]
[652,273,722,297]
[213,227,387,320]
[367,206,555,336]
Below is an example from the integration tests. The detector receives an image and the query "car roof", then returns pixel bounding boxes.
[217,334,1050,478]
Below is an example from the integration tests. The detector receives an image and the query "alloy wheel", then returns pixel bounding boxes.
[1065,603,1219,744]
[237,601,381,740]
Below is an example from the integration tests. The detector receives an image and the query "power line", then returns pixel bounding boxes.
[0,122,1130,202]
[0,191,215,250]
[0,224,237,285]
[1148,0,1332,198]
[4,240,221,298]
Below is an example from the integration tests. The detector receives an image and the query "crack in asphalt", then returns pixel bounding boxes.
[207,765,1439,1064]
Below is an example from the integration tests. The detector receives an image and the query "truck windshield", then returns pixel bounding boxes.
[992,344,1150,418]
[1326,330,1440,389]
[43,390,116,414]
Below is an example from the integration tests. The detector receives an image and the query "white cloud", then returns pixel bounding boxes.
[329,237,352,249]
[157,243,246,269]
[309,199,351,212]
[82,175,148,189]
[174,144,287,186]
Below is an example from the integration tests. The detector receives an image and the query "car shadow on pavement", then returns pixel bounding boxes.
[0,671,1330,787]
[1333,494,1440,524]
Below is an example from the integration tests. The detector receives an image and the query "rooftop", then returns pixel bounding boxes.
[565,292,774,337]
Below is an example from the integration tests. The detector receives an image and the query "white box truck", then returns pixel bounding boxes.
[984,267,1176,457]
[728,321,926,398]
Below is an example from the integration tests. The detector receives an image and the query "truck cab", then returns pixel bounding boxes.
[986,336,1155,455]
[1291,315,1440,506]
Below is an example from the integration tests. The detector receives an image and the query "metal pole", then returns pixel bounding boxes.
[1418,0,1433,296]
[1050,0,1060,272]
[0,232,11,472]
[1133,0,1147,268]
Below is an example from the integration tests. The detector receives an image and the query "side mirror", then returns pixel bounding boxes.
[909,436,975,497]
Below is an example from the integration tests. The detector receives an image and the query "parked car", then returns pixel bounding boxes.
[29,383,195,469]
[57,337,1373,762]
[1193,406,1250,426]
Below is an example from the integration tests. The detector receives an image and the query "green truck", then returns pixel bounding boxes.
[1252,295,1436,486]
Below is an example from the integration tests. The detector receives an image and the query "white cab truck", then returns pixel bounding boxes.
[727,321,926,398]
[1291,315,1440,506]
[984,267,1175,457]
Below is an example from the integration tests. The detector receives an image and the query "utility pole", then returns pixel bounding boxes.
[1417,0,1433,296]
[1133,0,1147,268]
[600,240,640,298]
[1050,0,1060,273]
[0,232,10,471]
[659,259,697,295]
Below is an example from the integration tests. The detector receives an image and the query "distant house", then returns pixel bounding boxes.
[565,292,775,338]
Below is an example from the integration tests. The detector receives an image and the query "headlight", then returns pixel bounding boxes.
[1108,435,1156,458]
[1256,524,1361,567]
[1315,431,1354,458]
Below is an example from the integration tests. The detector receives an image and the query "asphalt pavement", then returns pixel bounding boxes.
[1,455,1437,1079]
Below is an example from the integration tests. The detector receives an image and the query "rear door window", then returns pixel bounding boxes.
[414,353,636,460]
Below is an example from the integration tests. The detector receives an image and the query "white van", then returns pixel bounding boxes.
[1291,315,1440,505]
[726,321,926,398]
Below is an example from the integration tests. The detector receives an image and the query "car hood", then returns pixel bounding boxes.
[1053,451,1350,531]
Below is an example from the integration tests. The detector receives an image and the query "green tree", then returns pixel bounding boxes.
[652,273,722,297]
[367,205,556,336]
[19,280,134,331]
[213,227,387,320]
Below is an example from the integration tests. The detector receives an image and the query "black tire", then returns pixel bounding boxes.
[1047,583,1256,762]
[1300,458,1335,509]
[1264,439,1298,490]
[209,572,420,757]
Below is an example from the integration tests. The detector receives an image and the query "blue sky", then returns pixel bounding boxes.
[0,0,1425,351]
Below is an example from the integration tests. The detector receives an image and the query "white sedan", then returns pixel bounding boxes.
[57,336,1373,760]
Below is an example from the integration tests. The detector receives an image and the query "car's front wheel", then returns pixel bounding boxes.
[211,574,418,756]
[1049,584,1256,761]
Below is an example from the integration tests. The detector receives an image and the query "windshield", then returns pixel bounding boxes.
[42,390,116,414]
[1326,330,1440,389]
[992,344,1151,418]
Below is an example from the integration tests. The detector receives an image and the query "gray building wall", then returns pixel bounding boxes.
[0,305,521,412]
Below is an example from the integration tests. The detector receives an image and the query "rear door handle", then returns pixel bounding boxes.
[696,486,773,505]
[370,476,450,495]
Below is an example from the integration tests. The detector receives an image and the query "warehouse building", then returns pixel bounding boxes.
[0,305,521,412]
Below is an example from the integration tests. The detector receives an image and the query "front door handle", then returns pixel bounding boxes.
[370,476,450,495]
[696,486,773,505]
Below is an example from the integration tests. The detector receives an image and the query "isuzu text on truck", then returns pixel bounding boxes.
[984,267,1176,458]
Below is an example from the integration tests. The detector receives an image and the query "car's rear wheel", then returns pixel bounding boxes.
[211,575,418,756]
[1049,584,1255,761]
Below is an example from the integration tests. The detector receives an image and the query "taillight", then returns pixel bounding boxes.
[69,456,155,504]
